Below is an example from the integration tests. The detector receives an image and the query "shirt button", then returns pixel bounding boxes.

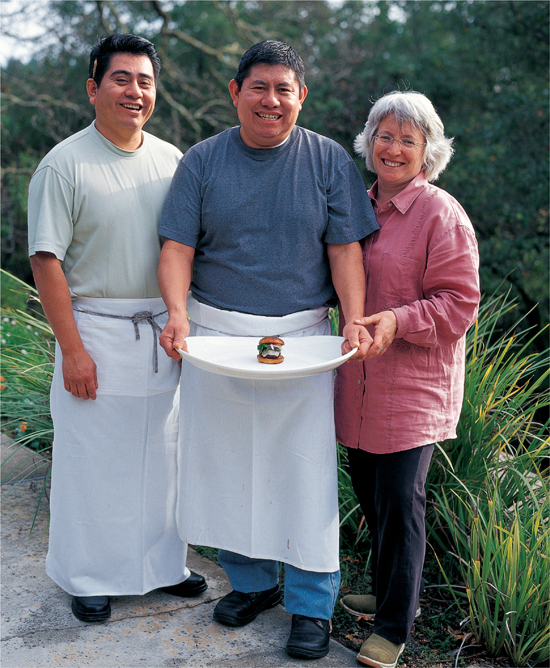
[388,202,393,207]
[357,380,362,384]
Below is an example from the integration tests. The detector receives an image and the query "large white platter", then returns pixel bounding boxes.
[176,336,357,380]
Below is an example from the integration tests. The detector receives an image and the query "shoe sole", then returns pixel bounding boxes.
[71,601,111,623]
[213,591,281,627]
[340,599,375,619]
[162,582,208,597]
[340,600,421,620]
[186,582,208,596]
[357,643,405,668]
[286,645,329,660]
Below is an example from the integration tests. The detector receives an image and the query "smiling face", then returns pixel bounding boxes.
[373,114,426,196]
[228,63,307,149]
[86,53,156,150]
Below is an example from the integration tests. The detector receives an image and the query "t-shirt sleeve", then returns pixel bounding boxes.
[158,157,202,247]
[324,159,378,245]
[27,165,75,260]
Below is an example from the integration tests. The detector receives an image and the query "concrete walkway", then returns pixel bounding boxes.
[1,437,357,667]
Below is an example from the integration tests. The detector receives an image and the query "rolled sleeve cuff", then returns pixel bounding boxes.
[391,306,409,339]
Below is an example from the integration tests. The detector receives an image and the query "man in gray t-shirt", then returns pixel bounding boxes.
[158,40,378,660]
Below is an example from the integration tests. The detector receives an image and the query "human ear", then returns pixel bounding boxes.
[298,84,308,109]
[86,78,98,106]
[228,79,240,108]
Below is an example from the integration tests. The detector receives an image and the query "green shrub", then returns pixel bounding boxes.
[1,270,54,532]
[433,468,549,666]
[426,291,549,666]
[1,269,54,454]
[429,291,548,496]
[1,314,54,452]
[427,290,549,553]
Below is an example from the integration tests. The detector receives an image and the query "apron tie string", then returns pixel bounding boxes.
[73,308,167,373]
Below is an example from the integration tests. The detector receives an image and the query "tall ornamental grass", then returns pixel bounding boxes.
[427,289,548,539]
[426,290,549,666]
[434,469,549,667]
[429,291,548,495]
[1,269,54,521]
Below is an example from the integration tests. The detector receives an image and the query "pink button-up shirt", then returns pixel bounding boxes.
[335,172,480,453]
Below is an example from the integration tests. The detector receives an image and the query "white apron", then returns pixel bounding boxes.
[177,295,340,573]
[46,297,189,596]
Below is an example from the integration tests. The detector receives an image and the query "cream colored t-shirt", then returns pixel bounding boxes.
[28,122,182,299]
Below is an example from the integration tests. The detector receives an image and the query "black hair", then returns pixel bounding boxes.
[88,33,161,87]
[234,40,305,91]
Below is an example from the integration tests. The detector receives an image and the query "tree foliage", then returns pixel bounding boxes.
[2,0,548,338]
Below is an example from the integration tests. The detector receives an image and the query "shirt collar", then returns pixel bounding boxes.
[368,172,428,214]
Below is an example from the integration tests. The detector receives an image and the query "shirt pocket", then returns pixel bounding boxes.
[379,253,423,311]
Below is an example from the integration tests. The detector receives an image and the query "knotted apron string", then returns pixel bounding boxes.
[72,308,167,373]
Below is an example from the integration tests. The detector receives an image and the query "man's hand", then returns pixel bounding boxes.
[326,242,371,360]
[354,310,397,360]
[342,322,373,361]
[62,349,98,400]
[159,314,191,361]
[158,240,195,361]
[30,252,99,400]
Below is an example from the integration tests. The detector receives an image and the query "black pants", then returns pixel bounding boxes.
[347,444,434,644]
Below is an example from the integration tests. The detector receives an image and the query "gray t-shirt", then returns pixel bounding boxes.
[28,122,182,299]
[159,126,378,316]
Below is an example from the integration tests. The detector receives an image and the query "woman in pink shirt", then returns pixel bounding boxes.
[336,91,480,668]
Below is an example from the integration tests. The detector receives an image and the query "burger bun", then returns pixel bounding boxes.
[259,336,284,346]
[257,354,285,364]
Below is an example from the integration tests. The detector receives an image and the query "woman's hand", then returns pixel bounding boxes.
[355,310,397,360]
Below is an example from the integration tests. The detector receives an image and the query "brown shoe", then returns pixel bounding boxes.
[340,594,421,620]
[357,633,405,668]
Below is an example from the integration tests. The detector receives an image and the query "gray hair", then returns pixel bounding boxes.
[354,91,454,182]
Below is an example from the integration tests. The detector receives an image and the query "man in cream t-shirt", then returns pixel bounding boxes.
[27,33,206,623]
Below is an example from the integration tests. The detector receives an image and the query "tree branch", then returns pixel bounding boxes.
[95,0,129,35]
[155,81,202,134]
[150,0,240,68]
[1,93,81,112]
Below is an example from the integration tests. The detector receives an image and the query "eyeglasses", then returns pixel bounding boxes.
[373,134,426,150]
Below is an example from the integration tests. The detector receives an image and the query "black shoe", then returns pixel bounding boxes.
[285,614,331,659]
[71,596,111,622]
[161,571,208,597]
[213,585,281,627]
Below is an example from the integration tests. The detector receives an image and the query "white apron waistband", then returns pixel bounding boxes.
[187,294,329,337]
[72,297,167,317]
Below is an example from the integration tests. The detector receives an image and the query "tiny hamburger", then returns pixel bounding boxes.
[257,336,285,364]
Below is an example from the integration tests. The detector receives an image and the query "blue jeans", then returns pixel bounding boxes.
[218,550,340,620]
